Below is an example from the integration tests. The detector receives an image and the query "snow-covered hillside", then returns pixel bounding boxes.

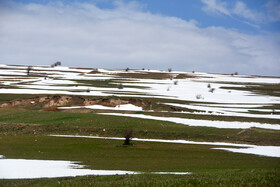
[0,64,279,130]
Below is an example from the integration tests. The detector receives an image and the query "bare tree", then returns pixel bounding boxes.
[55,61,61,66]
[196,94,203,100]
[209,88,215,93]
[124,129,133,145]
[117,83,123,89]
[27,66,33,76]
[51,61,62,67]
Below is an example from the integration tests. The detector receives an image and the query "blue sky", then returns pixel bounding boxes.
[7,0,280,33]
[0,0,280,75]
[120,0,280,33]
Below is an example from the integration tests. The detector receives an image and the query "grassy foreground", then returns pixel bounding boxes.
[1,171,279,187]
[0,135,279,186]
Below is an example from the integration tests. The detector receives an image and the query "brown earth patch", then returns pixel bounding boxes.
[87,69,99,74]
[117,72,173,79]
[0,95,151,110]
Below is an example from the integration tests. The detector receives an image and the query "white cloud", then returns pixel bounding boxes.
[233,1,264,23]
[201,0,230,16]
[0,1,280,75]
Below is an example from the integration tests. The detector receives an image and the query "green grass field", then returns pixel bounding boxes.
[0,134,279,186]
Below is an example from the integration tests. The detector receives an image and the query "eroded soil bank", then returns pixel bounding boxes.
[0,95,191,113]
[0,95,151,110]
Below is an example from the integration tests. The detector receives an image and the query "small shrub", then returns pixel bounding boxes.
[168,68,172,72]
[207,83,211,88]
[174,80,178,85]
[125,67,129,72]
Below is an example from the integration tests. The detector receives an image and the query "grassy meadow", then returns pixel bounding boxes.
[0,106,280,186]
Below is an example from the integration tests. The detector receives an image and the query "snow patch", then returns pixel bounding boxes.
[213,146,280,158]
[97,113,280,130]
[59,104,143,111]
[0,156,190,179]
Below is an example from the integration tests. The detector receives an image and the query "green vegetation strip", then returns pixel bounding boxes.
[0,108,279,145]
[74,79,149,89]
[220,84,280,97]
[0,94,48,104]
[140,111,280,124]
